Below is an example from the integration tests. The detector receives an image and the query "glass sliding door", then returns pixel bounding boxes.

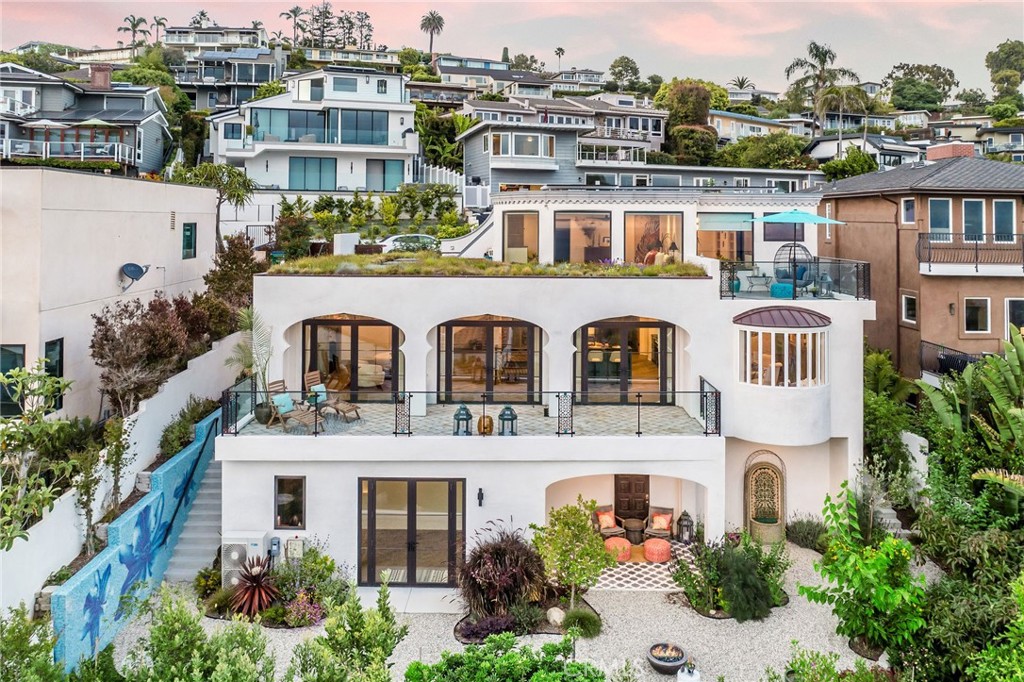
[303,315,404,401]
[574,318,673,404]
[359,479,465,586]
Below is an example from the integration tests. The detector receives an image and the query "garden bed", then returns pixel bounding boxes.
[453,596,600,644]
[667,589,790,620]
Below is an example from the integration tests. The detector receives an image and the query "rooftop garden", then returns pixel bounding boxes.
[268,252,708,277]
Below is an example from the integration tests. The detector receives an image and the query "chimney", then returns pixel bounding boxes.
[90,63,113,90]
[926,142,975,161]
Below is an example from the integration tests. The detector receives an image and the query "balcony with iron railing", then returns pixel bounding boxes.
[919,340,986,379]
[220,385,722,438]
[916,232,1024,273]
[720,258,872,300]
[2,139,135,164]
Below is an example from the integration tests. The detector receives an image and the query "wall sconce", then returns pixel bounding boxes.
[365,76,370,84]
[400,116,405,125]
[349,161,354,173]
[265,160,269,172]
[477,488,484,507]
[949,303,956,316]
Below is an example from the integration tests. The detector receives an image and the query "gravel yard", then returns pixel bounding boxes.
[115,543,942,680]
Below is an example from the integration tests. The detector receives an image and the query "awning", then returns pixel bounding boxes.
[698,212,753,231]
[733,306,832,329]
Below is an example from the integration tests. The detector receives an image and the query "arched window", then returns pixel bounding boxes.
[734,307,830,388]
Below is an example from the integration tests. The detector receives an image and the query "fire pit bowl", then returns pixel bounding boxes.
[647,642,686,675]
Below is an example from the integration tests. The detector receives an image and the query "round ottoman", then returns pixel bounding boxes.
[604,536,632,562]
[644,538,672,563]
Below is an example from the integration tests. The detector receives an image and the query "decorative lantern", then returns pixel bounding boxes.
[452,403,472,435]
[676,510,694,544]
[498,405,518,435]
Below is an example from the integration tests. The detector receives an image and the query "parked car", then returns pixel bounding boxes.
[379,234,440,253]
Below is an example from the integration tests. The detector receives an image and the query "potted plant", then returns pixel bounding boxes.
[226,307,274,424]
[244,124,255,144]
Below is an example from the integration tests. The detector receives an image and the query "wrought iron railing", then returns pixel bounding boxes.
[719,258,871,300]
[220,387,722,437]
[916,233,1024,272]
[919,340,985,378]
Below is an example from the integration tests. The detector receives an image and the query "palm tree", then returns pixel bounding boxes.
[251,20,264,30]
[271,30,289,45]
[820,84,869,157]
[150,16,167,45]
[190,10,210,27]
[420,10,445,56]
[280,6,305,47]
[118,15,148,57]
[728,76,755,90]
[785,41,859,130]
[555,47,565,71]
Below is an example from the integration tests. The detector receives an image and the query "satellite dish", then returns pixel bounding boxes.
[120,262,150,292]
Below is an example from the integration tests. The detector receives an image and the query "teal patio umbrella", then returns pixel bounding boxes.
[745,210,846,299]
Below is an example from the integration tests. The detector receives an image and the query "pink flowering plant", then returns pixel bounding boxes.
[799,481,926,653]
[285,589,325,627]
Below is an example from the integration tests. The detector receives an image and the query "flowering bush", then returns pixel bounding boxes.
[799,481,925,652]
[284,590,325,628]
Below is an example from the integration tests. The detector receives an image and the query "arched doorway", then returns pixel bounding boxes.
[437,314,542,403]
[574,316,674,404]
[743,451,786,543]
[302,313,404,402]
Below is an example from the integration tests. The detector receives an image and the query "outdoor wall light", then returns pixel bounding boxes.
[949,303,956,316]
[350,161,354,173]
[400,116,405,125]
[265,160,269,172]
[477,488,484,506]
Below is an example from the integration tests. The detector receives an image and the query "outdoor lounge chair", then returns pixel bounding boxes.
[304,370,361,423]
[592,504,626,538]
[266,380,321,433]
[643,506,674,541]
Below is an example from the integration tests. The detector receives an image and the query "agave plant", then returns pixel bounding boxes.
[230,556,280,619]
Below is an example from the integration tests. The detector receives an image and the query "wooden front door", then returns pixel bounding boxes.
[614,475,650,520]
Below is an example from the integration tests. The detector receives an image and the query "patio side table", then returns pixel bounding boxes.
[623,518,644,545]
[747,274,772,292]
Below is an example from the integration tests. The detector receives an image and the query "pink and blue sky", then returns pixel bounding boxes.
[2,1,1021,93]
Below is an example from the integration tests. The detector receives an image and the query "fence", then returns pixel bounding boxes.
[719,258,871,300]
[919,340,985,377]
[50,411,220,672]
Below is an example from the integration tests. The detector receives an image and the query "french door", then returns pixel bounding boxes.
[576,320,673,404]
[359,478,465,586]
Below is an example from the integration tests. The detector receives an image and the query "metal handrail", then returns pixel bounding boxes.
[919,340,986,377]
[916,233,1024,273]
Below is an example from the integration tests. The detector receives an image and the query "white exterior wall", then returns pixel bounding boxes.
[316,73,406,105]
[0,169,217,418]
[239,147,415,192]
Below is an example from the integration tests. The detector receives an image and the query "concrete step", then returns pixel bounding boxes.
[164,459,224,583]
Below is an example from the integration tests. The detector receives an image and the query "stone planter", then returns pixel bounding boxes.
[254,403,272,425]
[749,518,785,544]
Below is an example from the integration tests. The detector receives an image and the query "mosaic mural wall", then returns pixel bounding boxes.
[50,411,220,671]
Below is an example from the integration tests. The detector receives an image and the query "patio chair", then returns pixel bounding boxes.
[304,370,361,423]
[266,380,321,433]
[643,506,674,541]
[592,504,626,538]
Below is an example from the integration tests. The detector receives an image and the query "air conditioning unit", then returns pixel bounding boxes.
[221,532,270,588]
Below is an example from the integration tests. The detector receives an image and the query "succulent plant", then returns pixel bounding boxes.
[229,556,280,618]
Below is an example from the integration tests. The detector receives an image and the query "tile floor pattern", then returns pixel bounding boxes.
[593,541,695,591]
[236,402,707,437]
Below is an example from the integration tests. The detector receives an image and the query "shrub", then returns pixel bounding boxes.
[673,539,726,613]
[271,538,350,608]
[406,633,604,682]
[563,608,602,638]
[284,590,325,627]
[720,544,772,622]
[194,566,220,600]
[230,556,280,619]
[799,481,925,652]
[761,641,897,682]
[458,521,546,619]
[508,600,545,635]
[0,603,64,682]
[787,514,828,552]
[966,571,1024,682]
[530,497,615,610]
[206,586,235,615]
[259,604,286,626]
[460,614,516,641]
[159,395,220,456]
[379,196,400,227]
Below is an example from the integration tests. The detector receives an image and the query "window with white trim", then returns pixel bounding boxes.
[901,198,915,224]
[693,177,714,187]
[994,200,1015,243]
[928,198,952,241]
[506,114,523,122]
[489,132,555,157]
[733,177,750,188]
[478,111,500,121]
[738,329,828,387]
[964,297,990,333]
[902,294,917,324]
[1007,299,1024,338]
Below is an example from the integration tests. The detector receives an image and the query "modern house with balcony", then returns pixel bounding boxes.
[819,152,1024,379]
[207,66,417,193]
[726,87,780,104]
[0,63,170,173]
[171,47,286,111]
[809,110,897,131]
[978,125,1024,161]
[458,119,823,193]
[548,68,606,93]
[405,81,474,110]
[216,184,873,588]
[162,21,268,60]
[437,65,552,97]
[803,134,923,169]
[563,93,668,152]
[434,55,510,71]
[708,109,789,144]
[304,46,401,73]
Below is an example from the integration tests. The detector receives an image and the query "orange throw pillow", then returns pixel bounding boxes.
[651,513,672,531]
[596,511,617,529]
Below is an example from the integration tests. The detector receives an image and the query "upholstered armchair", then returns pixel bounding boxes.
[643,506,675,540]
[592,505,626,538]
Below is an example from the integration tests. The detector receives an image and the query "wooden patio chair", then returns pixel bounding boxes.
[304,371,361,423]
[592,504,626,538]
[266,380,321,433]
[644,506,674,541]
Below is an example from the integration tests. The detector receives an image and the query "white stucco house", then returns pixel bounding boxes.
[216,185,874,588]
[0,168,217,419]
